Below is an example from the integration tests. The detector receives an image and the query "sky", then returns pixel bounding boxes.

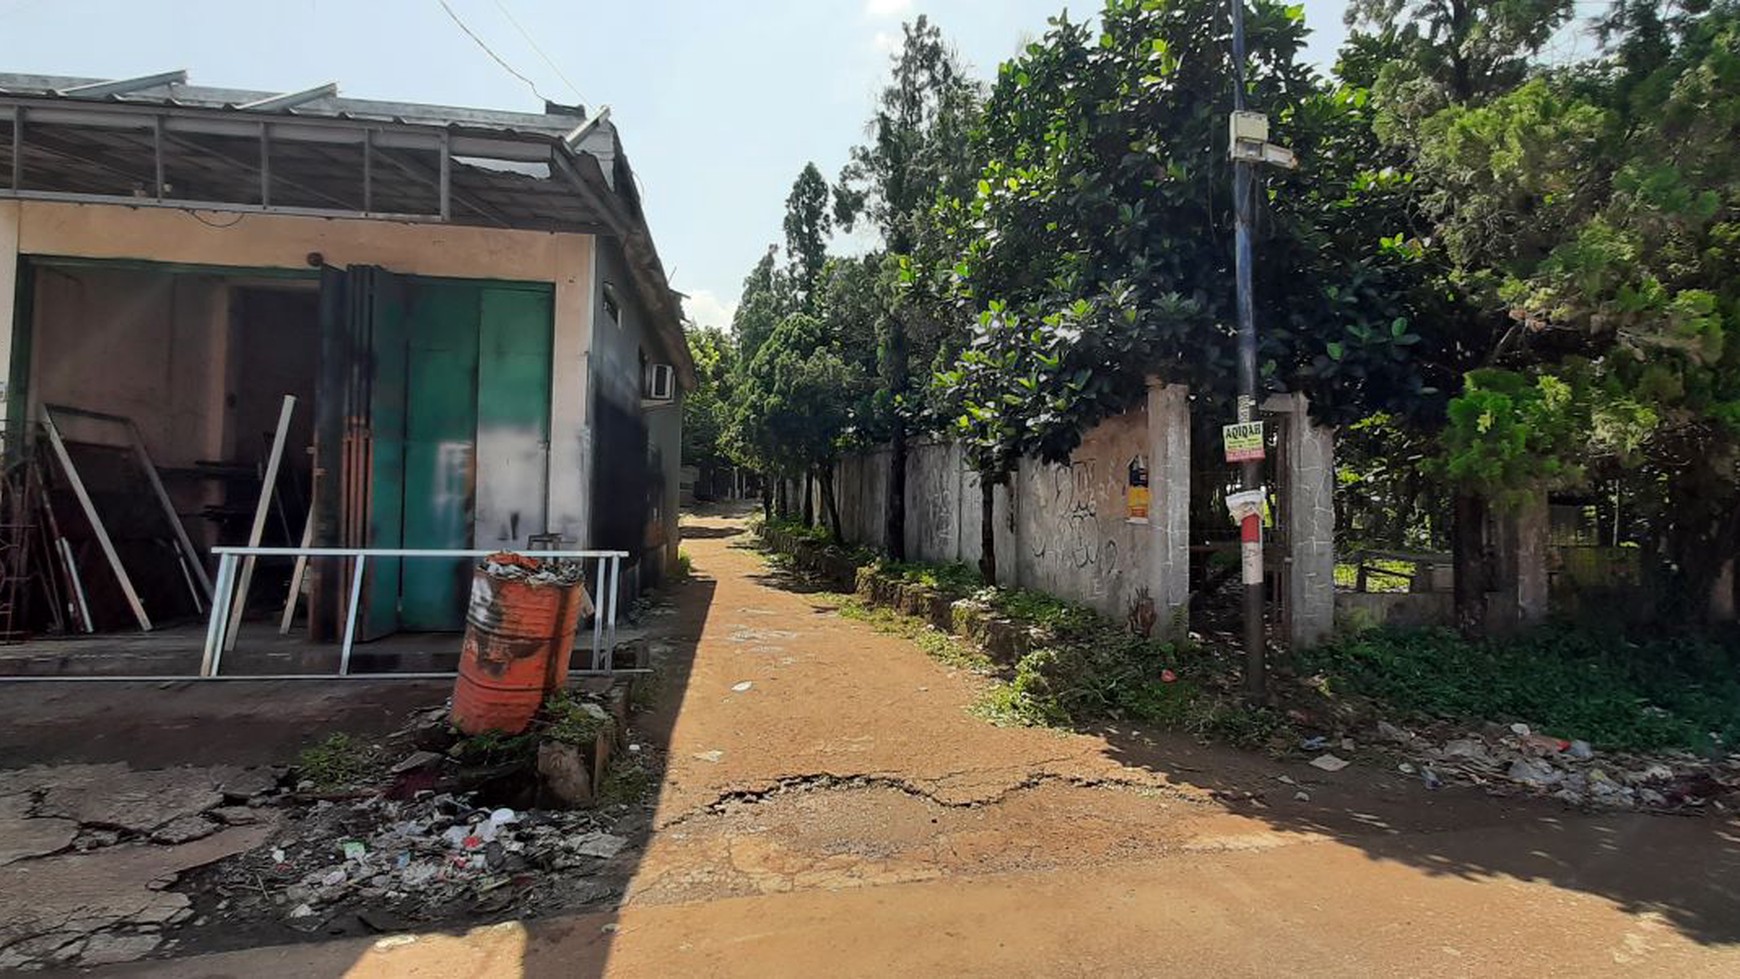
[0,0,1357,331]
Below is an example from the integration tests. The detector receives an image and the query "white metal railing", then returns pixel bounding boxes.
[201,547,628,678]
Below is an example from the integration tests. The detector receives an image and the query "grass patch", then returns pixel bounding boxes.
[676,549,693,579]
[1297,627,1740,752]
[1333,558,1416,593]
[838,562,1291,750]
[836,596,993,672]
[761,517,880,568]
[295,733,380,790]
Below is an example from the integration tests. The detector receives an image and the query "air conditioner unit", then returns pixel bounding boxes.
[644,363,676,403]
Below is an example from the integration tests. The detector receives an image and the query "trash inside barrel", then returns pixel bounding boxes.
[451,552,591,736]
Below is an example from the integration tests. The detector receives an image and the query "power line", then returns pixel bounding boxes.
[434,0,551,104]
[492,0,586,106]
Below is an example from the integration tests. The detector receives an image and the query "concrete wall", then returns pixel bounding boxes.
[834,405,1169,624]
[0,199,595,544]
[589,236,681,587]
[823,381,1342,650]
[29,267,230,472]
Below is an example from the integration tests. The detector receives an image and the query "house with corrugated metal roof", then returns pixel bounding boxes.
[0,71,691,662]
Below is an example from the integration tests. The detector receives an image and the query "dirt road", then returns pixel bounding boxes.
[102,508,1740,977]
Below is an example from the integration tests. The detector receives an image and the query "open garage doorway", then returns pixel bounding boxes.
[14,259,318,637]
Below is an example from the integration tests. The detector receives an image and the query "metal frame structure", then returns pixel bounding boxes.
[42,404,214,606]
[39,411,152,631]
[201,546,626,678]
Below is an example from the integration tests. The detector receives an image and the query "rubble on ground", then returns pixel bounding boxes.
[1360,718,1738,811]
[0,686,653,973]
[0,763,283,972]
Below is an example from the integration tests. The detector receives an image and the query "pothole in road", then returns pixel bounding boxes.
[633,780,1260,904]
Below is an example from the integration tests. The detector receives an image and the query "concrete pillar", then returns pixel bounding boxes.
[549,235,595,548]
[1487,493,1549,633]
[1145,380,1190,642]
[1280,392,1336,648]
[0,202,18,435]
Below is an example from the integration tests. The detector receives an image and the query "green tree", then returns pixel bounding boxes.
[836,14,985,559]
[681,324,737,498]
[730,312,872,540]
[935,0,1447,561]
[783,163,833,310]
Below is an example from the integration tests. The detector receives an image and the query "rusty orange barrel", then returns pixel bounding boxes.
[451,553,583,736]
[545,580,595,692]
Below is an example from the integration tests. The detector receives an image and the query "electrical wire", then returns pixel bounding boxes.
[491,0,587,106]
[434,0,552,104]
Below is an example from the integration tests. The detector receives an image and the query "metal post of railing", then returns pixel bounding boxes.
[339,554,367,676]
[199,553,237,677]
[605,554,620,667]
[591,555,606,671]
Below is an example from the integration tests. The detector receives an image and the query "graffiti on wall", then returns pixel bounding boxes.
[1030,459,1121,599]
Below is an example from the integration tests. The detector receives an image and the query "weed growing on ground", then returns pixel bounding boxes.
[875,560,983,598]
[295,733,379,790]
[598,755,656,806]
[542,690,612,747]
[630,666,665,712]
[449,728,539,766]
[676,549,693,579]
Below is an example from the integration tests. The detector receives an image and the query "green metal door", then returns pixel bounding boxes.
[475,285,554,548]
[359,270,409,639]
[399,281,480,630]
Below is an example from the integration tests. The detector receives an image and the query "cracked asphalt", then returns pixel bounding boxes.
[88,507,1740,976]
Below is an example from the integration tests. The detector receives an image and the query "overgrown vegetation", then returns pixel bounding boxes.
[800,534,1292,749]
[1298,628,1740,752]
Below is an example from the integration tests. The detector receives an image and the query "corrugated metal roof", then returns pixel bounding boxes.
[0,71,693,386]
[0,72,586,136]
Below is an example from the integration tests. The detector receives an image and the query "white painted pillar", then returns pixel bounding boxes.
[1281,392,1337,648]
[0,202,19,434]
[548,235,595,548]
[1145,380,1190,642]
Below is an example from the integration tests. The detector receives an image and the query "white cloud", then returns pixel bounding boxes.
[683,290,737,332]
[870,29,900,55]
[864,0,913,18]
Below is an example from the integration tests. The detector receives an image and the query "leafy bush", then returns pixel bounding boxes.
[1297,627,1740,751]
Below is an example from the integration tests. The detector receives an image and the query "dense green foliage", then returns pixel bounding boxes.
[1299,627,1740,751]
[704,0,1740,632]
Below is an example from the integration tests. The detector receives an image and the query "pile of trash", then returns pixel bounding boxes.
[1366,720,1737,811]
[480,553,586,586]
[194,787,639,934]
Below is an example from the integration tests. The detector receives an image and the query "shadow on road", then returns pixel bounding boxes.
[742,559,1740,949]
